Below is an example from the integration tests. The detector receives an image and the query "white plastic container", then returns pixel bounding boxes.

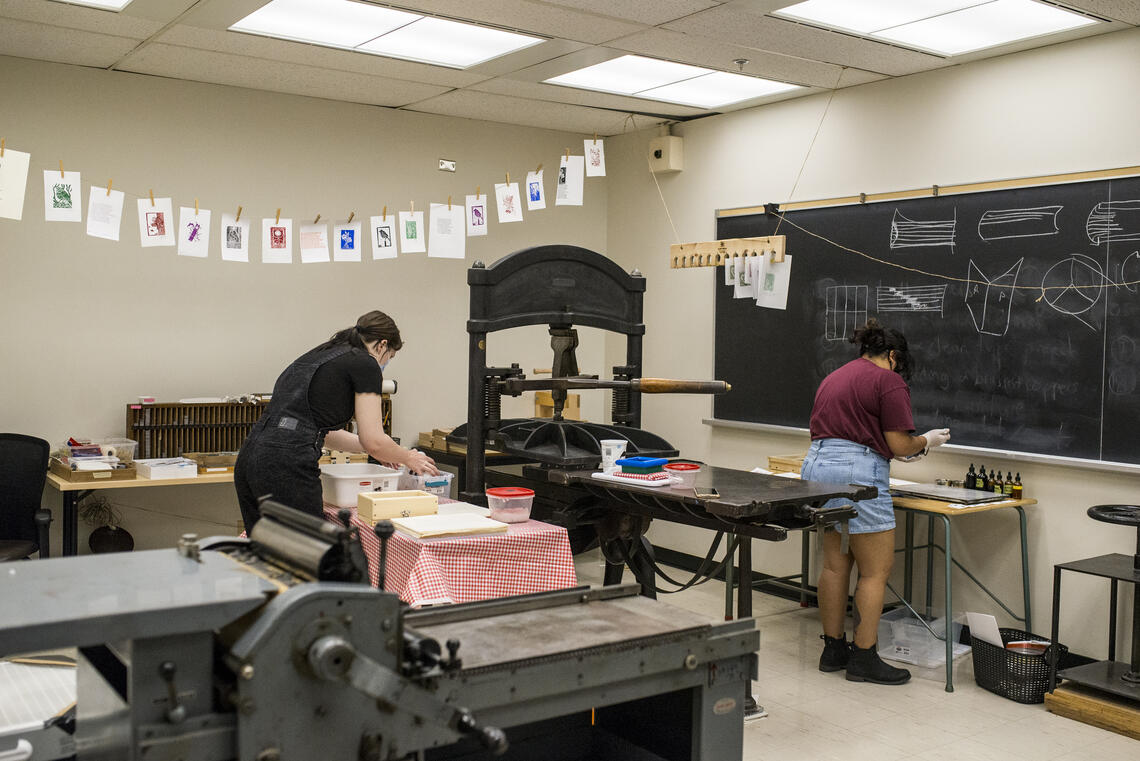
[877,607,970,668]
[485,486,534,523]
[98,437,138,463]
[398,469,455,498]
[664,462,701,489]
[320,463,401,508]
[136,458,198,479]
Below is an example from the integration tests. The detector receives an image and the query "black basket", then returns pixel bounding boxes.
[970,627,1068,704]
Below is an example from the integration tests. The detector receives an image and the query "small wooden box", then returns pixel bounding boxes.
[767,453,806,474]
[357,489,438,524]
[50,458,137,482]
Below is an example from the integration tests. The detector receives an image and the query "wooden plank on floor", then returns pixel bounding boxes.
[1045,683,1140,741]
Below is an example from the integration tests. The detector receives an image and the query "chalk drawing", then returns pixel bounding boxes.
[978,205,1062,241]
[824,285,867,341]
[876,284,947,315]
[890,208,956,250]
[1087,200,1140,245]
[965,258,1023,336]
[1040,254,1105,331]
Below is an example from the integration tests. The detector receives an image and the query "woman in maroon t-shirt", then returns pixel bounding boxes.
[801,319,950,685]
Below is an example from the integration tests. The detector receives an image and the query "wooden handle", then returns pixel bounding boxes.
[632,378,731,394]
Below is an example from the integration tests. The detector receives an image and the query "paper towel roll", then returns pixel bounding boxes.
[381,379,397,395]
[102,446,118,458]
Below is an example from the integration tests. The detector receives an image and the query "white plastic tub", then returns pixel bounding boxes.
[486,486,534,523]
[320,463,401,508]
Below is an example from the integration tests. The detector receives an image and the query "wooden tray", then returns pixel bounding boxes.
[50,459,137,482]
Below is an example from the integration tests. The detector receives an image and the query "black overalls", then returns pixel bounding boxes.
[235,344,354,534]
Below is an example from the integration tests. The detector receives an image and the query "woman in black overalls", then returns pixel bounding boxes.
[235,310,439,534]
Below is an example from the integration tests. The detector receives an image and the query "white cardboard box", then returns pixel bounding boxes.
[135,458,199,479]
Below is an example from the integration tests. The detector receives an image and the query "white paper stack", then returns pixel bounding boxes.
[392,513,507,539]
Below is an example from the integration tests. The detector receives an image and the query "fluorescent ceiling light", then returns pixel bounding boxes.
[774,0,980,35]
[230,0,543,68]
[546,55,712,95]
[772,0,1098,56]
[641,72,801,108]
[358,17,543,68]
[53,0,133,10]
[873,0,1098,56]
[545,54,800,108]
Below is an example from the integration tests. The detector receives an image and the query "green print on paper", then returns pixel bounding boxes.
[763,273,776,292]
[405,220,418,239]
[52,184,73,209]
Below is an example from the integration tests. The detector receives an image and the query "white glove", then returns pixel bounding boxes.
[921,428,951,454]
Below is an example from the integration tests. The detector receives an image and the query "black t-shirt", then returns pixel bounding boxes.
[307,348,383,430]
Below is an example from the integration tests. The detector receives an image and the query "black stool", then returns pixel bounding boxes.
[1048,505,1140,696]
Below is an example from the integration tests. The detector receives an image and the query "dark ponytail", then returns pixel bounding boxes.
[317,310,403,352]
[851,318,912,380]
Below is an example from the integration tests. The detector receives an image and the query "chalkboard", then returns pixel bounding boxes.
[714,174,1140,465]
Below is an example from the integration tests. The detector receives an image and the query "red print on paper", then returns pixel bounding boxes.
[270,226,286,249]
[146,212,166,237]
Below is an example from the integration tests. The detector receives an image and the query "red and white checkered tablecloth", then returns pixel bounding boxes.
[321,502,577,607]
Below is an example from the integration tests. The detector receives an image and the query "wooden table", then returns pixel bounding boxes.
[45,471,234,556]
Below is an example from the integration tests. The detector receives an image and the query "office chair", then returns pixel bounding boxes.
[0,433,52,560]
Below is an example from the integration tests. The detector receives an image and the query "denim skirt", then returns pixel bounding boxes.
[800,438,895,534]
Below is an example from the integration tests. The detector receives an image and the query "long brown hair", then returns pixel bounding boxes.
[318,310,403,352]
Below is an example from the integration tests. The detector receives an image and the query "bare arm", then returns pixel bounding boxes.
[884,430,928,458]
[353,392,439,475]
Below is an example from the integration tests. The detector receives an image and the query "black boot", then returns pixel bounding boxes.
[845,643,911,685]
[818,633,850,672]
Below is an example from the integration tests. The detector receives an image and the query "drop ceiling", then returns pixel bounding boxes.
[4,0,1137,135]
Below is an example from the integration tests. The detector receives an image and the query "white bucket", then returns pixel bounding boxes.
[320,463,401,507]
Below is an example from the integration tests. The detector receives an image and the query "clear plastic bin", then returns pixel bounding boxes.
[877,607,970,669]
[98,437,138,463]
[486,487,534,523]
[398,469,455,498]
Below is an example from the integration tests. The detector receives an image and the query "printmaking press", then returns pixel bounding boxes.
[0,500,759,761]
[448,245,876,608]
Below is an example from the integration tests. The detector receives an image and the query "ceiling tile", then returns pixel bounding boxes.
[607,27,885,89]
[664,6,947,76]
[469,78,709,118]
[157,24,488,88]
[370,0,647,44]
[0,18,140,67]
[538,0,723,26]
[1063,1,1140,24]
[119,44,452,107]
[403,89,667,135]
[0,0,161,37]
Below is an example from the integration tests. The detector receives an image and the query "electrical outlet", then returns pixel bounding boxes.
[438,158,457,172]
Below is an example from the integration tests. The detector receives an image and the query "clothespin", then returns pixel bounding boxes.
[194,198,199,215]
[59,160,65,178]
[149,189,155,206]
[106,179,113,197]
[565,148,570,160]
[593,132,598,144]
[347,211,355,224]
[476,186,480,200]
[313,213,321,224]
[535,163,542,173]
[275,208,281,225]
[235,205,242,222]
[382,205,387,220]
[448,195,452,210]
[410,200,414,214]
[0,138,5,157]
[505,172,510,184]
[770,247,784,264]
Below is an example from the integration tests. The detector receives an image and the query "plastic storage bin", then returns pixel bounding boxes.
[486,486,534,523]
[664,462,701,489]
[398,469,455,498]
[877,607,970,669]
[98,437,138,463]
[320,463,401,508]
[971,627,1067,704]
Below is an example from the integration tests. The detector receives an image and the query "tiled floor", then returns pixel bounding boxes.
[572,551,1138,761]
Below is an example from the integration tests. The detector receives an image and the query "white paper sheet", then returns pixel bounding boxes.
[137,197,175,247]
[399,210,425,253]
[555,155,584,206]
[429,203,466,259]
[525,170,545,211]
[495,182,523,223]
[220,213,250,262]
[965,612,1004,647]
[370,215,398,259]
[299,222,330,263]
[724,255,736,285]
[0,148,30,220]
[584,138,606,177]
[85,185,124,241]
[754,255,792,310]
[261,217,293,263]
[177,207,210,257]
[332,222,361,262]
[465,194,488,236]
[44,170,82,222]
[733,254,756,298]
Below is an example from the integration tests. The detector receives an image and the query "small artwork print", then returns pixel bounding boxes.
[220,213,249,262]
[559,167,567,185]
[589,146,602,168]
[471,206,484,226]
[339,228,355,249]
[502,192,516,216]
[377,226,392,246]
[52,183,73,209]
[405,220,418,240]
[186,220,202,242]
[529,182,541,202]
[270,226,286,248]
[227,225,242,248]
[465,195,488,237]
[398,210,425,253]
[146,211,166,237]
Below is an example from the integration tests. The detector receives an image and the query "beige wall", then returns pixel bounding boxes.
[606,27,1140,657]
[0,56,607,549]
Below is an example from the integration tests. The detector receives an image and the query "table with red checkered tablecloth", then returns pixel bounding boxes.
[321,503,577,607]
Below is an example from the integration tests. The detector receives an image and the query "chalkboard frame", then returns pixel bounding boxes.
[711,165,1140,470]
